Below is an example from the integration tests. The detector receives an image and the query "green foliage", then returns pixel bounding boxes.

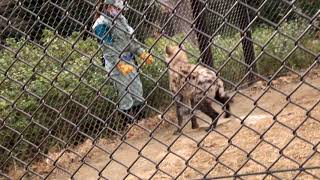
[252,20,319,76]
[0,28,174,169]
[145,20,319,84]
[295,0,320,17]
[248,0,320,23]
[0,29,114,168]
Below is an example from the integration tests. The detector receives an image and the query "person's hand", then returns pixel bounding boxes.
[117,62,134,76]
[140,51,154,65]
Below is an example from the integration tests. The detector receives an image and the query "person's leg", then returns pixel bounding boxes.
[111,53,145,126]
[104,55,135,132]
[125,71,146,122]
[113,73,135,110]
[128,72,144,105]
[111,72,135,128]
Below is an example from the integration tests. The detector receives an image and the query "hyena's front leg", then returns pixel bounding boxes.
[174,94,189,135]
[190,98,200,129]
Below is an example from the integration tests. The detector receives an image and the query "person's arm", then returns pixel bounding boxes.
[93,16,114,49]
[129,37,153,65]
[93,16,134,75]
[120,16,154,65]
[128,37,145,57]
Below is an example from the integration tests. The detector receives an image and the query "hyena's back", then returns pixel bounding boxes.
[170,62,224,102]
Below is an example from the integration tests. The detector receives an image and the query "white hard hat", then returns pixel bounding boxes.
[104,0,125,9]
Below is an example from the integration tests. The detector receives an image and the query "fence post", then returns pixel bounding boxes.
[190,0,214,67]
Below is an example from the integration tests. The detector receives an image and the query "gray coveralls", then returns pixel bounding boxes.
[93,13,145,110]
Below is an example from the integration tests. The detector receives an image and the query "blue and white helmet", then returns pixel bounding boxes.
[104,0,125,10]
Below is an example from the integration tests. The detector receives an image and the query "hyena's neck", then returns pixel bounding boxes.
[170,60,189,70]
[168,61,190,77]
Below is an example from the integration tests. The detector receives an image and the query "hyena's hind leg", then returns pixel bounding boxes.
[215,82,232,118]
[174,95,187,135]
[192,98,219,132]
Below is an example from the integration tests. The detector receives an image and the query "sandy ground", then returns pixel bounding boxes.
[7,65,320,180]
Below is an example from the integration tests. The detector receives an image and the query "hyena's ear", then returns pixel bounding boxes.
[165,45,173,56]
[180,44,186,50]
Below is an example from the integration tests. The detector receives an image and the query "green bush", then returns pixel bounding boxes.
[0,29,171,169]
[146,19,319,85]
[1,32,112,168]
[0,30,100,168]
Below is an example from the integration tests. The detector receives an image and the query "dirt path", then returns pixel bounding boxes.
[20,67,320,180]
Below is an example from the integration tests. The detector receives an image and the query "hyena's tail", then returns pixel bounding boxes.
[215,87,232,118]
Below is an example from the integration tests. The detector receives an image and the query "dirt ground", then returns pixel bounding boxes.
[8,65,320,180]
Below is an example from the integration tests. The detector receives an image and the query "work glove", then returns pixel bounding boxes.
[117,61,134,76]
[140,51,154,65]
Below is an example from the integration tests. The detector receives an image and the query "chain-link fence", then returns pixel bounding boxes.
[0,0,320,179]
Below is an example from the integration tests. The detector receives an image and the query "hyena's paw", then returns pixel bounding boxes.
[205,125,216,132]
[192,123,199,129]
[120,135,127,141]
[173,128,181,135]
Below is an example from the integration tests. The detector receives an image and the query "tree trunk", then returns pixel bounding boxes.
[190,0,214,67]
[238,1,257,84]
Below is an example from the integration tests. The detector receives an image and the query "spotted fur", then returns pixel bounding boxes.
[165,45,232,134]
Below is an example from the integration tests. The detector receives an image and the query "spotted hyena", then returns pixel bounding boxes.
[165,45,232,134]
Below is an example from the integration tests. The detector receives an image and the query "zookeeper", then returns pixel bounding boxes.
[92,0,154,122]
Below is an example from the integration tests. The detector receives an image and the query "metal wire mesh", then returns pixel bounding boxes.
[0,0,320,179]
